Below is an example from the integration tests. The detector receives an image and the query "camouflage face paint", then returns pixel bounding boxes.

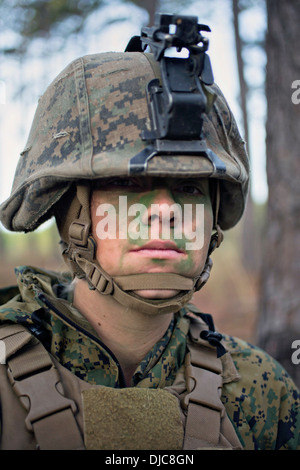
[91,177,213,279]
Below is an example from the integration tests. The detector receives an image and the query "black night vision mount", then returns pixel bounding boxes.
[125,13,226,175]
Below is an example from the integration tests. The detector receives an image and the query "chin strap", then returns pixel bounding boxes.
[59,184,222,315]
[62,236,214,315]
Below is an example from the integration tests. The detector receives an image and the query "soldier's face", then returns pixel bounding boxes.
[90,177,213,299]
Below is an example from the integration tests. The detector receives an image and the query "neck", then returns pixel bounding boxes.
[73,279,173,386]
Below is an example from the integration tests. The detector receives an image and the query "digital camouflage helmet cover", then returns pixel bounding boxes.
[0,14,249,314]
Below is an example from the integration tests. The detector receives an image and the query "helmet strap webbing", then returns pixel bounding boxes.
[59,183,222,314]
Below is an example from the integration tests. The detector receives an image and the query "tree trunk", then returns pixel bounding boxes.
[232,0,259,274]
[257,0,300,387]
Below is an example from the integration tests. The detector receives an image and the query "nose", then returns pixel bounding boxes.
[141,189,180,235]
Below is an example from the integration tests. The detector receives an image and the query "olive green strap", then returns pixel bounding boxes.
[182,323,243,450]
[0,324,85,450]
[114,272,194,291]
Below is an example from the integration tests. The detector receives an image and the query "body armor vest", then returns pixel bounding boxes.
[0,320,242,450]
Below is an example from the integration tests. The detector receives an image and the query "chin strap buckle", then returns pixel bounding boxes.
[69,220,90,247]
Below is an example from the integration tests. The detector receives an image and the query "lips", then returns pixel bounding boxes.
[130,240,186,259]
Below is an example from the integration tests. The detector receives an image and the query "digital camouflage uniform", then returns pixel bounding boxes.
[0,266,299,450]
[0,17,299,450]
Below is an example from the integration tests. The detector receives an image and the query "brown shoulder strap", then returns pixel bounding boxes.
[0,323,84,450]
[182,319,243,450]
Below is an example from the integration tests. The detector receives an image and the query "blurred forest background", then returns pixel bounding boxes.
[0,0,299,386]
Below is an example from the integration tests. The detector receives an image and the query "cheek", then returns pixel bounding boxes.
[181,197,213,245]
[176,202,213,276]
[96,240,121,274]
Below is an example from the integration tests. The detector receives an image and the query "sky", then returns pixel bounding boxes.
[0,0,268,232]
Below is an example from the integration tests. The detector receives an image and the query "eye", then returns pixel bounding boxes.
[174,182,204,196]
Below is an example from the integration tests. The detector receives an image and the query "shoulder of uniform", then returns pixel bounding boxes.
[221,334,300,450]
[222,333,276,364]
[222,333,278,370]
[222,333,300,398]
[0,283,33,326]
[183,309,286,384]
[0,265,57,323]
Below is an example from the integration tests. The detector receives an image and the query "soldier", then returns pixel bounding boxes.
[0,14,299,450]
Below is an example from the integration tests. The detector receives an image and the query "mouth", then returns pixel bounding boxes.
[129,241,186,259]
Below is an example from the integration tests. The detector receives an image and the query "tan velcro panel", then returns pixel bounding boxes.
[82,387,184,450]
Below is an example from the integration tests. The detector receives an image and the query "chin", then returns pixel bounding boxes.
[134,289,180,299]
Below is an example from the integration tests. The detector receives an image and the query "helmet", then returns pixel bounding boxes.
[0,31,249,313]
[0,51,248,232]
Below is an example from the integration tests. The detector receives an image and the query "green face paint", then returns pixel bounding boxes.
[92,176,213,277]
